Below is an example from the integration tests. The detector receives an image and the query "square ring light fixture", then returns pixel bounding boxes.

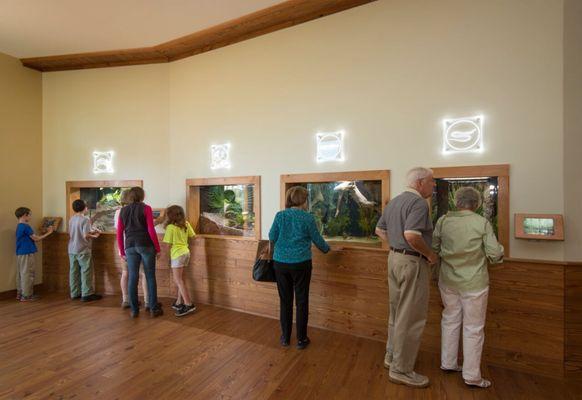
[442,116,483,154]
[211,143,231,170]
[316,131,345,163]
[93,151,114,174]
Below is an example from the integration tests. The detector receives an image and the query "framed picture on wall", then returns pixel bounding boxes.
[515,213,564,241]
[39,217,62,233]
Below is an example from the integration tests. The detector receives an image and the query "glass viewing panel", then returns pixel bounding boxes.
[298,180,382,246]
[432,177,499,235]
[198,184,256,237]
[80,187,130,232]
[523,218,555,236]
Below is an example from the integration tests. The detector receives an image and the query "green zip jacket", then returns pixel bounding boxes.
[432,210,504,293]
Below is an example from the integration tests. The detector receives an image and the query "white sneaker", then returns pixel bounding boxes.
[465,378,492,388]
[388,370,430,388]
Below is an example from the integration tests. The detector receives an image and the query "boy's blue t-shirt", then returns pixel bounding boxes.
[16,223,37,255]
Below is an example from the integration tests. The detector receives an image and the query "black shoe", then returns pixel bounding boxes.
[150,306,163,317]
[81,294,103,302]
[280,335,290,347]
[130,311,139,318]
[171,301,182,311]
[175,304,196,317]
[297,337,311,350]
[71,295,81,300]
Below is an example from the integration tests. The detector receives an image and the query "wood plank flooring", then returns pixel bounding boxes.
[0,294,579,400]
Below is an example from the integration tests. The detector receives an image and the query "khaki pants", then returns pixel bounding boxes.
[386,251,430,373]
[440,283,489,382]
[16,254,35,298]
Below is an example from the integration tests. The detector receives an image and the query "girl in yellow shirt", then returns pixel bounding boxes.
[163,205,196,317]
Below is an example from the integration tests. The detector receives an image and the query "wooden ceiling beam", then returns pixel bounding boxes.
[21,0,376,72]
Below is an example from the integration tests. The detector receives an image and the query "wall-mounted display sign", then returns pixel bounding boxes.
[316,131,344,162]
[515,213,564,241]
[93,151,114,174]
[39,217,62,234]
[442,116,483,154]
[211,143,231,170]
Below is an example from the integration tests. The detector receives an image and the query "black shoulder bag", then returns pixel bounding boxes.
[252,240,276,282]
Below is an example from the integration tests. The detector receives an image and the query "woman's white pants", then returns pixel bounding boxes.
[439,283,489,382]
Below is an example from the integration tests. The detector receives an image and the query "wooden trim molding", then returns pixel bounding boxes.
[431,164,510,257]
[20,0,377,72]
[186,176,261,241]
[280,170,390,249]
[65,180,143,231]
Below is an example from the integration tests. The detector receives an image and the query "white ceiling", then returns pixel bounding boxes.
[0,0,285,58]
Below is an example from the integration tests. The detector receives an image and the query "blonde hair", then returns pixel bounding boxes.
[119,189,130,206]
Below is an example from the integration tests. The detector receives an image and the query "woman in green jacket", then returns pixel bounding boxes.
[433,187,504,389]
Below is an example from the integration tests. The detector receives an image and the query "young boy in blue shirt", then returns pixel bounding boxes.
[15,207,54,301]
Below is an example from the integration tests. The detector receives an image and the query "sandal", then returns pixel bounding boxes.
[465,378,491,388]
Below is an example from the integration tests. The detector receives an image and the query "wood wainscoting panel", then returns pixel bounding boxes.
[43,233,567,378]
[565,265,582,380]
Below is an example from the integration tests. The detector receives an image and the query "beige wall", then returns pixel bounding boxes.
[0,52,42,292]
[43,64,171,215]
[564,0,582,261]
[43,0,571,261]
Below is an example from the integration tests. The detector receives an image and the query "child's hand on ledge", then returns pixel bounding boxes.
[330,245,344,252]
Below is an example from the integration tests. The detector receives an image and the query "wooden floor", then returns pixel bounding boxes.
[0,294,579,400]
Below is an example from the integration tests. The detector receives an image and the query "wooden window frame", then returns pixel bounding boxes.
[186,176,261,241]
[431,164,510,256]
[280,170,390,250]
[65,180,143,234]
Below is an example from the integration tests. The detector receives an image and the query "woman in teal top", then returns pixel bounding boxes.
[269,186,330,350]
[432,187,504,389]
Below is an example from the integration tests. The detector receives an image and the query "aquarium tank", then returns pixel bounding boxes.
[297,180,382,247]
[432,177,499,235]
[80,187,130,232]
[198,184,255,237]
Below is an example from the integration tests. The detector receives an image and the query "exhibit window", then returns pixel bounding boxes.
[187,176,261,240]
[280,171,390,249]
[432,177,499,235]
[66,180,143,234]
[431,165,510,256]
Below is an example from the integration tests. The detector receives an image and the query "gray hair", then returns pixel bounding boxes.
[406,167,433,187]
[455,187,482,211]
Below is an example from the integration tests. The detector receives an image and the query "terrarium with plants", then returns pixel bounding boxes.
[432,177,499,235]
[80,187,130,232]
[198,184,255,237]
[300,180,383,246]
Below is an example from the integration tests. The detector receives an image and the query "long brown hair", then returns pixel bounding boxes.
[127,187,145,203]
[164,205,187,230]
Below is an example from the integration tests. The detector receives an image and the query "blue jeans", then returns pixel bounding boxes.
[126,246,158,314]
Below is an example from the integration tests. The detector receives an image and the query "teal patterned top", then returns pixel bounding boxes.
[269,208,330,264]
